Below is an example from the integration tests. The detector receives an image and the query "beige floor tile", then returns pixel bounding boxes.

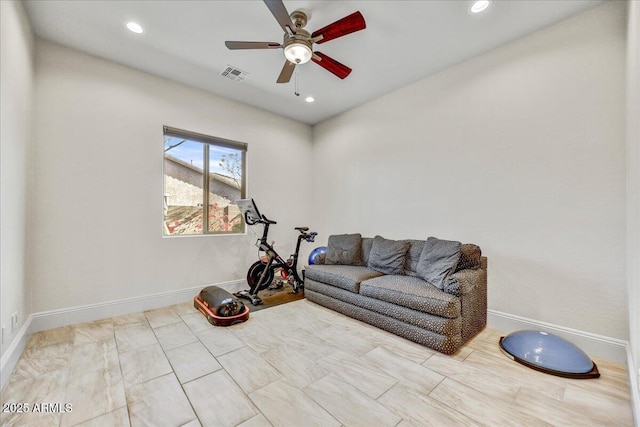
[304,374,401,427]
[0,369,68,427]
[183,370,258,427]
[114,322,158,353]
[315,324,378,355]
[260,344,329,389]
[316,350,398,399]
[181,312,214,334]
[465,328,505,354]
[217,347,282,393]
[423,353,520,404]
[562,382,633,426]
[73,406,130,427]
[462,347,566,400]
[281,307,333,334]
[153,321,198,351]
[111,312,148,326]
[26,325,75,349]
[60,366,126,427]
[172,301,199,316]
[512,386,627,426]
[165,341,222,384]
[73,320,115,346]
[126,373,197,427]
[120,343,172,388]
[249,378,340,427]
[378,382,479,426]
[362,346,444,393]
[197,326,246,356]
[430,378,549,426]
[68,339,120,377]
[236,413,273,427]
[232,321,286,354]
[277,327,339,361]
[2,301,634,427]
[9,341,73,382]
[144,306,182,329]
[449,344,474,361]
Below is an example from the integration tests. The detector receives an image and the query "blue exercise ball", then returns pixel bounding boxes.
[308,246,327,265]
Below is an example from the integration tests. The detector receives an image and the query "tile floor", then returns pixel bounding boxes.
[0,299,634,426]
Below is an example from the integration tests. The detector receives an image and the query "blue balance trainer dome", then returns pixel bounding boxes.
[499,330,599,379]
[308,246,327,265]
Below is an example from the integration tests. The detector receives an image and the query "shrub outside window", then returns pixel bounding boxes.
[163,126,247,236]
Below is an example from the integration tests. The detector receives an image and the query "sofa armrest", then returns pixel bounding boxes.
[447,256,487,342]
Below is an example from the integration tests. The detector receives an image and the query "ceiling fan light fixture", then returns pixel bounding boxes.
[470,0,491,14]
[126,21,144,34]
[284,42,312,64]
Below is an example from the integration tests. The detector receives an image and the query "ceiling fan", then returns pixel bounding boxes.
[225,0,366,83]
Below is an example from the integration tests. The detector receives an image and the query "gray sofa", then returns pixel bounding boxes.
[305,234,487,354]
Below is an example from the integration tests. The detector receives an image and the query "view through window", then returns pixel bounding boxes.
[163,126,247,236]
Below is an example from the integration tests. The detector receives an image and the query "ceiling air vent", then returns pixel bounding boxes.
[221,65,248,82]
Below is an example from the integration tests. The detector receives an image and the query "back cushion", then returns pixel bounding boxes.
[326,233,363,265]
[404,239,426,277]
[367,236,410,275]
[361,237,373,265]
[416,237,461,290]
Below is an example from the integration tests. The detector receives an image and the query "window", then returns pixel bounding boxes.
[163,126,247,236]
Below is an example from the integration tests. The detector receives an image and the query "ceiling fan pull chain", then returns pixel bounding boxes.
[294,69,300,97]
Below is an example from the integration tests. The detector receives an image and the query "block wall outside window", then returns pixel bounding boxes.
[163,126,247,236]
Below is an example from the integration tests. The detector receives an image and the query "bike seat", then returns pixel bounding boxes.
[295,227,309,231]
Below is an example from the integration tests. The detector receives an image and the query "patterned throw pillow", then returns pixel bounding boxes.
[416,237,461,290]
[325,233,363,265]
[367,236,410,275]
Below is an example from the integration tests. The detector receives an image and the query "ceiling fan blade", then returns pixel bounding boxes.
[277,61,296,83]
[312,52,352,79]
[311,11,366,44]
[225,41,282,50]
[263,0,296,34]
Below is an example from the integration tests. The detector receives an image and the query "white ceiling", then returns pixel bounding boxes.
[23,0,604,125]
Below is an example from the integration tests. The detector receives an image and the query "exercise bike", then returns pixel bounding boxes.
[235,199,317,306]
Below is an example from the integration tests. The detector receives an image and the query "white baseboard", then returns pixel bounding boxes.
[487,309,628,363]
[30,279,246,333]
[1,279,245,393]
[0,314,33,392]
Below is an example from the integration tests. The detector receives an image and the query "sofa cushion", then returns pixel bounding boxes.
[305,265,383,293]
[360,275,461,319]
[367,236,410,275]
[326,233,363,265]
[455,244,482,271]
[361,237,373,265]
[403,239,426,277]
[416,237,461,290]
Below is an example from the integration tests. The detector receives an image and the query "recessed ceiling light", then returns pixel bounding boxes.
[126,21,144,34]
[305,96,315,103]
[470,0,491,14]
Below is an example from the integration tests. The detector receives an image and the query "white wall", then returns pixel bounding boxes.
[626,0,640,410]
[30,40,313,313]
[312,2,627,340]
[1,1,34,357]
